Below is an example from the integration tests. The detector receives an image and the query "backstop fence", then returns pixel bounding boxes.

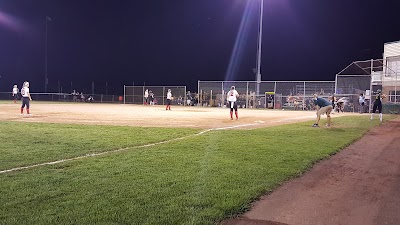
[124,86,187,105]
[336,59,400,114]
[197,81,336,110]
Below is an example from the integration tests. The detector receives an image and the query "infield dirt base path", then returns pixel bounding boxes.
[223,117,400,225]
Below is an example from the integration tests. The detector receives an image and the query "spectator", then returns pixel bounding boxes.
[186,91,192,106]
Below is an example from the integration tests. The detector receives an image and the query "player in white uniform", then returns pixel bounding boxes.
[227,86,239,120]
[12,84,19,103]
[166,89,172,110]
[144,89,149,105]
[20,81,32,115]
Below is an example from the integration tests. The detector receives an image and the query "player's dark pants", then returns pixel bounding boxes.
[229,101,238,111]
[13,94,19,101]
[21,97,30,109]
[372,102,382,113]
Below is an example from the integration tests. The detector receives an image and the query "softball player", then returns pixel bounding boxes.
[12,84,19,103]
[312,94,333,127]
[20,81,32,115]
[144,89,149,105]
[359,93,365,113]
[371,90,385,122]
[166,89,172,110]
[227,86,239,120]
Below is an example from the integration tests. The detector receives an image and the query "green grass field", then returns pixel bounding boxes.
[0,116,394,225]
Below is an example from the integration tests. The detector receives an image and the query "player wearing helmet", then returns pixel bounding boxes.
[12,84,19,103]
[20,81,32,115]
[227,86,239,120]
[166,89,172,110]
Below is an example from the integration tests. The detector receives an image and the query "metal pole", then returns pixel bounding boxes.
[369,59,373,113]
[123,85,126,104]
[45,17,48,93]
[222,81,224,108]
[256,0,264,96]
[274,81,277,109]
[246,81,249,108]
[303,82,306,110]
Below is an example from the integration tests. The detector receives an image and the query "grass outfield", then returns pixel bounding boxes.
[0,116,394,225]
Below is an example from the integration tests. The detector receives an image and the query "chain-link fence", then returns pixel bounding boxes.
[336,59,400,114]
[124,86,187,105]
[198,81,335,110]
[0,92,121,103]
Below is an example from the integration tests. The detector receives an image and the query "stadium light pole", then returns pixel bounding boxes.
[255,0,264,97]
[45,16,51,93]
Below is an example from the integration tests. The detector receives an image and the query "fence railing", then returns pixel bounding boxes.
[124,86,187,105]
[0,92,122,103]
[198,81,336,110]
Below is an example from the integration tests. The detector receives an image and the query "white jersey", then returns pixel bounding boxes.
[21,87,30,97]
[227,90,239,102]
[144,90,149,98]
[359,96,365,104]
[13,87,18,94]
[167,92,172,100]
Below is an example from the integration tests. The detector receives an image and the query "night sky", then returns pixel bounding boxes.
[1,0,400,95]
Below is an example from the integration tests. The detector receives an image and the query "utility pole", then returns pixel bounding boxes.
[45,16,52,92]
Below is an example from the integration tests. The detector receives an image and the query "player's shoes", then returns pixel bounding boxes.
[326,124,331,128]
[312,124,319,127]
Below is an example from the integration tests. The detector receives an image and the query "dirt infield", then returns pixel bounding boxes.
[0,102,341,129]
[223,117,400,225]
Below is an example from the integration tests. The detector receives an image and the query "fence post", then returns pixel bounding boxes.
[369,59,373,113]
[246,82,249,108]
[273,82,277,109]
[200,89,202,106]
[303,82,306,110]
[222,81,224,108]
[123,85,126,104]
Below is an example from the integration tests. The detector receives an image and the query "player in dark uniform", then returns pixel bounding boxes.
[371,90,385,122]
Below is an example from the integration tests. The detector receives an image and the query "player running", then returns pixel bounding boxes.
[20,81,32,115]
[227,86,239,120]
[312,94,333,127]
[12,84,19,103]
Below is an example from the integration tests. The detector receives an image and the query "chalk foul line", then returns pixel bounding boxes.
[1,115,314,174]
